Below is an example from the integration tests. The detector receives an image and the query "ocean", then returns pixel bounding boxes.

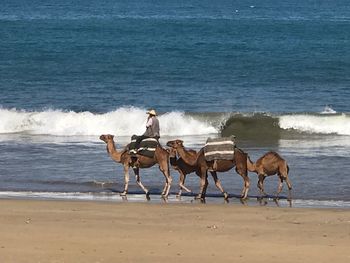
[1,0,349,208]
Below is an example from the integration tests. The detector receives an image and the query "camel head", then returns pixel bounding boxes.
[166,139,184,149]
[166,147,178,166]
[166,147,177,158]
[99,134,114,143]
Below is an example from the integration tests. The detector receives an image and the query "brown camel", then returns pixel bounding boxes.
[167,147,195,196]
[167,147,227,198]
[166,139,249,200]
[246,151,292,199]
[99,134,172,198]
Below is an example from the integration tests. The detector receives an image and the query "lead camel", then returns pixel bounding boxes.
[100,134,172,198]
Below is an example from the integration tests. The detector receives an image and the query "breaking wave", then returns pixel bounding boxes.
[279,114,350,136]
[0,107,217,136]
[0,107,349,138]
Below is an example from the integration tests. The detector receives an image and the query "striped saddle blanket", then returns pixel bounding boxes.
[128,135,158,158]
[204,136,236,162]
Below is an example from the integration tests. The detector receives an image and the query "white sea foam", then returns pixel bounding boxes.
[0,191,349,208]
[0,107,217,136]
[1,107,349,137]
[321,105,337,114]
[279,114,350,136]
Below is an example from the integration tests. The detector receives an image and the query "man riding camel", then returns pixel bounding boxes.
[143,109,160,140]
[134,109,160,148]
[129,109,160,168]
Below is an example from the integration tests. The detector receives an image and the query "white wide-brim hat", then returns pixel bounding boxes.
[146,109,157,116]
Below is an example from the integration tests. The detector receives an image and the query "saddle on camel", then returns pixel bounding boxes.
[204,136,236,170]
[129,135,159,158]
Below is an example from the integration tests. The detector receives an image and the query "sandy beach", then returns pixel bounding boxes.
[0,199,349,263]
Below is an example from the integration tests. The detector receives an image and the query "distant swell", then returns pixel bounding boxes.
[221,113,350,141]
[221,113,282,141]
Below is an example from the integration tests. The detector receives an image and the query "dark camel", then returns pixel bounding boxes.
[99,134,172,198]
[167,147,227,197]
[167,147,195,196]
[166,139,250,200]
[247,151,292,199]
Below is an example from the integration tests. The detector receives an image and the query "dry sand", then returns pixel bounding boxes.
[0,199,349,263]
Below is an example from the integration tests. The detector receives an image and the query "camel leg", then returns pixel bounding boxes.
[177,172,191,197]
[120,164,130,196]
[196,169,208,200]
[257,174,267,197]
[236,167,250,199]
[159,165,168,196]
[273,198,281,207]
[133,168,149,196]
[285,177,292,190]
[285,176,292,201]
[159,165,172,198]
[210,171,228,200]
[161,179,168,196]
[177,171,184,197]
[180,179,192,193]
[242,175,250,199]
[202,176,209,199]
[276,176,284,198]
[281,164,292,200]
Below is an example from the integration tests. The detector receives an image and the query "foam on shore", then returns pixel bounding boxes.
[1,191,349,209]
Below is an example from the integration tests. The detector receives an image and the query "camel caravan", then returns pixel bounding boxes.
[99,134,292,201]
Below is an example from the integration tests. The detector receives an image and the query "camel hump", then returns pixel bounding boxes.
[204,137,236,162]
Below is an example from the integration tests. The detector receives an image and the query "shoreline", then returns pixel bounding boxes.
[1,191,350,209]
[0,199,349,262]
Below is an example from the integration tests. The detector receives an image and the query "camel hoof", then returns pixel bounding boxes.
[223,192,229,200]
[120,191,127,196]
[194,194,204,200]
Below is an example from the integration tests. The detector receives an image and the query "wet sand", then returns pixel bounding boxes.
[0,199,349,262]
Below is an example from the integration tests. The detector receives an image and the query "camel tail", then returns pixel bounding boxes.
[287,164,290,175]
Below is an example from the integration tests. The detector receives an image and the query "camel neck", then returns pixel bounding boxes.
[246,157,256,172]
[106,140,123,163]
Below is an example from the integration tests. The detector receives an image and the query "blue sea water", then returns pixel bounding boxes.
[0,0,349,207]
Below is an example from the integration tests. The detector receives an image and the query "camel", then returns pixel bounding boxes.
[246,151,292,199]
[166,139,250,200]
[167,147,227,198]
[167,147,195,196]
[99,134,172,198]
